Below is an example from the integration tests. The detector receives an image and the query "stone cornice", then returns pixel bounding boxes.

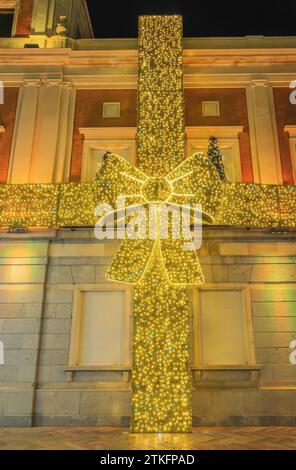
[183,48,296,67]
[0,47,296,88]
[79,127,137,140]
[0,0,16,9]
[1,47,296,65]
[1,227,296,241]
[186,126,244,139]
[1,71,296,89]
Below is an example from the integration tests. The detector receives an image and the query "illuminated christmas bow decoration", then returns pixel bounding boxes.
[94,151,224,285]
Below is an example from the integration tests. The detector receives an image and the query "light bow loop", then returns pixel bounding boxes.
[94,153,147,209]
[167,152,224,219]
[160,238,204,285]
[106,238,155,284]
[95,151,225,286]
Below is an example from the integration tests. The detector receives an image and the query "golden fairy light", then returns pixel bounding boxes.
[1,181,296,230]
[131,15,193,432]
[1,15,296,434]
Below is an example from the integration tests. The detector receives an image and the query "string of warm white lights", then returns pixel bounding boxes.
[132,15,192,433]
[1,180,296,230]
[0,184,59,228]
[0,14,296,436]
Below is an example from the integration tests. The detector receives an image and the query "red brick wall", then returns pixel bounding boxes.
[273,87,296,185]
[70,88,253,182]
[70,89,137,181]
[184,88,253,182]
[0,88,19,183]
[15,0,34,36]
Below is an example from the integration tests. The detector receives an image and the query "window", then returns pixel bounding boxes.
[193,287,255,365]
[0,11,14,37]
[103,102,121,118]
[69,287,131,367]
[79,128,136,181]
[186,126,243,182]
[202,101,220,117]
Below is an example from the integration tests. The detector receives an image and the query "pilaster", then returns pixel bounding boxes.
[246,79,282,184]
[8,79,40,184]
[9,79,76,184]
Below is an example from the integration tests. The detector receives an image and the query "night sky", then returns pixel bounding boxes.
[87,0,296,38]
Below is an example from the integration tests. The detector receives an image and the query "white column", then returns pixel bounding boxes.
[8,79,40,184]
[29,79,61,183]
[284,126,296,182]
[246,79,282,184]
[30,0,52,35]
[28,80,76,183]
[53,82,76,182]
[9,79,75,184]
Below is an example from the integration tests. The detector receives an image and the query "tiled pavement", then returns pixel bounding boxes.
[0,427,295,450]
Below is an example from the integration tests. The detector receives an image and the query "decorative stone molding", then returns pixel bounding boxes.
[1,45,296,89]
[22,78,41,87]
[284,125,296,182]
[186,126,244,140]
[41,78,63,88]
[80,127,137,141]
[0,0,16,8]
[284,125,296,138]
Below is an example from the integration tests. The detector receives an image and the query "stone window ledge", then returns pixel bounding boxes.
[192,364,262,382]
[63,366,131,383]
[62,365,262,384]
[64,366,131,371]
[192,364,262,370]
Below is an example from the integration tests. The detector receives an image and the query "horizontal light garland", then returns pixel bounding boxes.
[0,183,59,228]
[217,182,296,229]
[1,180,296,230]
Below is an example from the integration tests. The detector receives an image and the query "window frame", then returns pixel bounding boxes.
[185,126,244,182]
[192,284,256,367]
[69,284,132,368]
[79,127,137,182]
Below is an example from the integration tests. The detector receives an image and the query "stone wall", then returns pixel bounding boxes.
[0,238,49,425]
[185,88,253,183]
[0,228,295,426]
[70,88,253,183]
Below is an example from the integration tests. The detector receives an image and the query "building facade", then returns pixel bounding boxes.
[0,0,296,426]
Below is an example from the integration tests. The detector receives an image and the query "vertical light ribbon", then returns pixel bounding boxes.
[131,16,192,433]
